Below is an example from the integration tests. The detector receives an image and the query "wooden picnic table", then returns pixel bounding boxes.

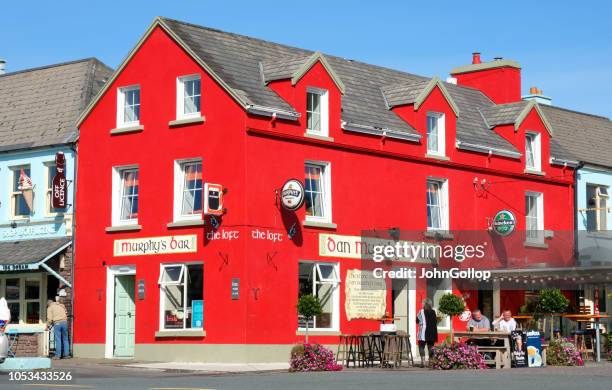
[562,313,610,362]
[453,331,511,369]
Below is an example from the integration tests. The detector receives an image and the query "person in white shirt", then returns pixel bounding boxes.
[492,309,517,332]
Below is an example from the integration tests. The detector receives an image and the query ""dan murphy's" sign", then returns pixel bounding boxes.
[113,235,197,257]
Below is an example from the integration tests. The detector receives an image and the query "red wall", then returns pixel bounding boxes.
[74,25,575,348]
[452,66,521,104]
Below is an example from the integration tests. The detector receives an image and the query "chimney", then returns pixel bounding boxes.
[0,59,6,75]
[450,53,522,104]
[522,86,552,106]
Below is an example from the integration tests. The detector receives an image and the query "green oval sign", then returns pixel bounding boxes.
[493,210,516,236]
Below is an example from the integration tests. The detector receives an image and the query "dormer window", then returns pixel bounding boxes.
[117,86,140,128]
[177,75,201,119]
[426,112,445,156]
[525,132,541,171]
[306,88,329,136]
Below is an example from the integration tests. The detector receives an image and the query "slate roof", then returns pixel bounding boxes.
[480,101,529,128]
[381,79,431,108]
[541,105,612,167]
[161,17,518,151]
[0,58,112,151]
[0,237,71,266]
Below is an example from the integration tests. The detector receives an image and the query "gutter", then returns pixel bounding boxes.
[550,156,580,168]
[341,121,421,142]
[455,140,521,159]
[245,105,300,121]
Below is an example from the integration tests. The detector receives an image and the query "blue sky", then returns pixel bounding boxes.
[2,1,611,117]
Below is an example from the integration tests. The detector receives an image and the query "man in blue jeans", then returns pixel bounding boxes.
[46,300,70,359]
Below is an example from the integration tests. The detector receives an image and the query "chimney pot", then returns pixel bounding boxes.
[530,86,538,94]
[0,59,6,75]
[472,52,481,64]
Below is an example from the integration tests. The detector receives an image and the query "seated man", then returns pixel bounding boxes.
[492,309,517,332]
[468,309,491,332]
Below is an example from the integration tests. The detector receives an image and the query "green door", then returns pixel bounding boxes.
[114,275,135,358]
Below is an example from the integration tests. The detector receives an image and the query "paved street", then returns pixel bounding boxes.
[1,360,612,390]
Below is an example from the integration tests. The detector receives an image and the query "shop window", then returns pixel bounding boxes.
[298,262,339,330]
[177,75,201,119]
[10,166,32,218]
[0,275,45,325]
[117,85,140,128]
[158,263,203,330]
[112,166,139,225]
[426,112,445,156]
[525,132,541,171]
[304,162,332,223]
[586,184,609,231]
[45,163,66,215]
[526,192,544,242]
[306,88,329,136]
[426,178,448,230]
[427,277,452,330]
[174,160,203,221]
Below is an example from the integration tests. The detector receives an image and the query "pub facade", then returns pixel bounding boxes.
[73,17,582,362]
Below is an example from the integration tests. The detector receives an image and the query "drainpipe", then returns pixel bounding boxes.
[574,162,584,264]
[68,142,78,357]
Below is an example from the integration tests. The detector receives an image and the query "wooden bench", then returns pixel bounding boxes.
[477,346,509,369]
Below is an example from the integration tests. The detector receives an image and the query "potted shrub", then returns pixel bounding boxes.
[297,294,322,343]
[437,293,465,342]
[536,289,569,339]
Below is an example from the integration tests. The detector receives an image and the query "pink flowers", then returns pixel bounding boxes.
[429,342,487,370]
[289,343,343,372]
[547,339,584,366]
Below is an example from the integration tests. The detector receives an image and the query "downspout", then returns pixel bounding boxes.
[573,162,584,265]
[68,142,78,356]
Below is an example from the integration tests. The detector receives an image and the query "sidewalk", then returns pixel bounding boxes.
[124,361,290,373]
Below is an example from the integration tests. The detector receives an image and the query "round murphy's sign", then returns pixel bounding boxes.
[280,179,305,211]
[492,210,516,236]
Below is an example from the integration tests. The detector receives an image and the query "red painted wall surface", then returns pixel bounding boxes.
[453,66,521,104]
[74,25,575,349]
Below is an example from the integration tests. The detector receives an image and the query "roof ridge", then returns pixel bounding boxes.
[0,57,101,78]
[543,104,611,121]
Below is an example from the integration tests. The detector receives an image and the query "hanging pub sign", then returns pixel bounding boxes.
[204,183,224,216]
[52,152,67,209]
[280,179,305,211]
[492,210,516,236]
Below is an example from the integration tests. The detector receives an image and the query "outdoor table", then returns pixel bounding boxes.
[453,331,511,369]
[562,314,610,362]
[514,315,534,330]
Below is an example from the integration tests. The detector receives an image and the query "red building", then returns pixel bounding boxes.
[73,17,576,362]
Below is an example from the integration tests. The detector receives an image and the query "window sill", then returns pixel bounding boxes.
[296,330,341,336]
[524,169,545,176]
[302,220,337,230]
[105,224,142,233]
[167,220,205,228]
[524,241,548,249]
[169,116,205,128]
[155,329,206,338]
[424,230,454,240]
[110,125,144,135]
[304,133,334,142]
[425,153,450,161]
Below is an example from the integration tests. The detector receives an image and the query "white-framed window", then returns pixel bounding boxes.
[116,85,140,128]
[158,263,204,330]
[426,112,445,156]
[173,159,203,221]
[298,262,340,331]
[525,191,544,242]
[306,87,329,136]
[112,166,139,225]
[586,184,609,231]
[0,273,45,325]
[426,178,449,230]
[44,162,65,216]
[426,277,452,330]
[10,165,32,219]
[177,75,201,119]
[304,161,332,223]
[525,132,541,171]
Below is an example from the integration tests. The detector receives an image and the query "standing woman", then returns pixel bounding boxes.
[416,298,438,367]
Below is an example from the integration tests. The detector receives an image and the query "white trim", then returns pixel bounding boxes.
[298,261,340,332]
[9,164,33,220]
[426,178,449,231]
[0,273,46,326]
[173,158,203,222]
[111,165,139,227]
[116,85,141,129]
[525,191,544,243]
[455,140,521,159]
[525,131,542,171]
[304,160,333,224]
[426,112,446,157]
[105,265,136,359]
[176,74,201,120]
[158,262,204,332]
[306,87,329,137]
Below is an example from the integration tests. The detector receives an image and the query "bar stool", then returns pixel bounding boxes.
[396,331,414,367]
[381,335,402,368]
[573,329,594,360]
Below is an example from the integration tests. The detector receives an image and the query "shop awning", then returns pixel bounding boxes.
[487,265,612,287]
[0,237,71,277]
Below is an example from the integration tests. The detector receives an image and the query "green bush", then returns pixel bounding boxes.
[437,293,465,341]
[537,289,569,314]
[297,294,322,343]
